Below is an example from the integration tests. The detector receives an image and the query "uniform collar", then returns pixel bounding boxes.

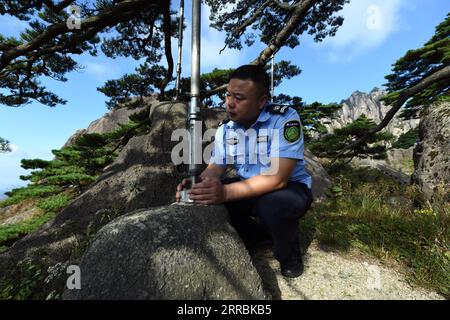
[228,103,271,129]
[255,104,271,123]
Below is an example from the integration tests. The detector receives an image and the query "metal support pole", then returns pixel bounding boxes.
[181,0,202,203]
[174,0,184,101]
[270,54,275,102]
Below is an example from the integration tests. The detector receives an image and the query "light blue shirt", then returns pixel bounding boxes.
[210,104,312,189]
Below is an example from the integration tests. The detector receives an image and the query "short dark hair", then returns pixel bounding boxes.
[229,64,270,96]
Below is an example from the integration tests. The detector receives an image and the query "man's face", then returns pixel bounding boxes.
[225,78,268,128]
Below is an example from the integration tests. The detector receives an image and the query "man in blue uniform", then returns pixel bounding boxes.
[176,64,313,278]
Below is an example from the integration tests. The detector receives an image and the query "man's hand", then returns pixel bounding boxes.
[175,178,191,203]
[188,177,226,205]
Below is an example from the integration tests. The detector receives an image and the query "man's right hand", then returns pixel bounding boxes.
[175,178,191,202]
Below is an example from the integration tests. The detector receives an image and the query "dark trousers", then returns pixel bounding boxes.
[222,177,313,264]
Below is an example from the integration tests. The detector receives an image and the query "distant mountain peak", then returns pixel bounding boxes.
[322,89,419,138]
[370,86,385,93]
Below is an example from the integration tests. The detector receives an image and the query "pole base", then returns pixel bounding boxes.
[180,189,194,203]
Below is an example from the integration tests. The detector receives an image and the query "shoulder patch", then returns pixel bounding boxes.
[218,118,230,127]
[267,104,290,114]
[283,120,301,143]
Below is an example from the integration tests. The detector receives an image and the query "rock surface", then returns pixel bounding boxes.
[385,147,415,174]
[304,149,332,201]
[351,146,415,178]
[63,98,153,147]
[0,101,190,266]
[0,202,42,226]
[412,101,450,199]
[63,204,267,300]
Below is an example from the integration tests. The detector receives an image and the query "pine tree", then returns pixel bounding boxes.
[97,64,169,110]
[0,137,11,152]
[4,110,152,206]
[308,115,394,161]
[382,13,450,119]
[153,61,301,108]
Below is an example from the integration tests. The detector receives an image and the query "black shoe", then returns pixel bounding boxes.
[281,255,304,278]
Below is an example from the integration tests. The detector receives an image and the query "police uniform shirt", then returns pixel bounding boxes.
[210,104,312,189]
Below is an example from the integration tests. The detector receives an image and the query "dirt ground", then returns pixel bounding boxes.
[251,241,445,300]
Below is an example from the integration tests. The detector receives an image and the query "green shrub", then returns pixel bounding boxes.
[37,194,71,212]
[392,127,419,149]
[0,185,61,208]
[0,260,44,299]
[0,212,56,253]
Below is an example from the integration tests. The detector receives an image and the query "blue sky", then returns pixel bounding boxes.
[0,0,448,194]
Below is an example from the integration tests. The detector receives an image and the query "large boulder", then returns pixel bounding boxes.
[412,101,450,199]
[386,147,415,175]
[62,96,154,148]
[304,149,332,201]
[63,204,268,300]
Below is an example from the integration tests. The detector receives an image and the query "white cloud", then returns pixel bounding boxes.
[313,0,407,62]
[5,144,28,158]
[173,4,247,75]
[200,6,245,68]
[82,61,120,81]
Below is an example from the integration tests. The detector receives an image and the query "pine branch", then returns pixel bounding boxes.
[160,0,174,99]
[219,0,272,54]
[252,0,318,66]
[0,0,163,71]
[203,0,319,99]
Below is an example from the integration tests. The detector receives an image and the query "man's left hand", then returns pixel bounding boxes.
[188,177,226,205]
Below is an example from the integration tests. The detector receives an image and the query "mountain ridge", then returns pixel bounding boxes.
[328,87,419,138]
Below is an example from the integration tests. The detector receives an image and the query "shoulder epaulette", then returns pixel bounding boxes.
[267,103,291,114]
[218,118,230,126]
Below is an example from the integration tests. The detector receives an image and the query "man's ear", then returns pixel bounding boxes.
[258,94,269,110]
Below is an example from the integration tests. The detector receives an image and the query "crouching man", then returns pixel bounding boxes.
[176,65,313,278]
